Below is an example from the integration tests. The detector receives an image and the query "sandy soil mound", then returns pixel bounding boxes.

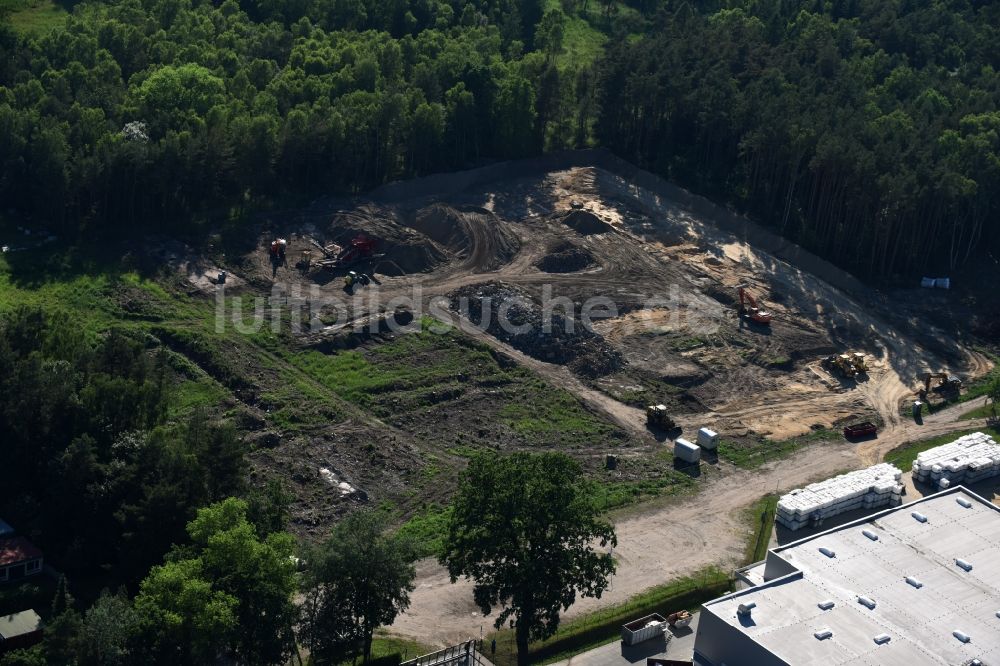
[559,209,612,235]
[535,241,596,273]
[450,282,624,378]
[402,204,519,272]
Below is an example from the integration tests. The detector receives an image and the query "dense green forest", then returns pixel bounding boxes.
[2,0,998,274]
[598,0,1000,275]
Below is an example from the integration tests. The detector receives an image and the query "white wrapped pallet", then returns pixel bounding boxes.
[776,463,904,531]
[697,428,719,450]
[674,438,700,463]
[911,432,1000,487]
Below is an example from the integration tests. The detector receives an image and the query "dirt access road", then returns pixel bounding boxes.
[389,402,993,647]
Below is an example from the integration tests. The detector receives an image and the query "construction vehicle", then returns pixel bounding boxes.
[269,238,287,262]
[737,287,772,325]
[646,404,676,430]
[342,271,371,293]
[336,235,378,266]
[822,354,858,378]
[843,422,878,439]
[919,372,962,397]
[851,352,868,375]
[308,235,380,270]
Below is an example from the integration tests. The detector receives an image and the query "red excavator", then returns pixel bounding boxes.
[336,235,378,266]
[737,287,772,325]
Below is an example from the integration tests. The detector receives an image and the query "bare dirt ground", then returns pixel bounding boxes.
[193,159,994,645]
[248,166,989,442]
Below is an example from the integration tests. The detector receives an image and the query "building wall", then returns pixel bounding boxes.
[0,558,43,584]
[692,609,788,666]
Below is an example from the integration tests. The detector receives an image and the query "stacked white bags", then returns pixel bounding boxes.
[776,463,904,531]
[911,432,1000,488]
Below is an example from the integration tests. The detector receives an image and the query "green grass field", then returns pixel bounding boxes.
[717,429,836,469]
[1,0,68,34]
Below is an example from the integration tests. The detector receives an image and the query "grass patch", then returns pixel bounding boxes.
[543,0,607,70]
[588,473,696,512]
[291,324,620,444]
[339,633,435,666]
[396,504,453,560]
[1,0,68,34]
[959,399,995,420]
[0,577,59,620]
[957,354,1000,403]
[883,425,1000,470]
[168,375,228,419]
[742,494,778,564]
[499,385,615,437]
[485,568,732,666]
[717,429,835,469]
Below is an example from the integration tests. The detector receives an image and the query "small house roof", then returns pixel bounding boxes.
[0,609,41,640]
[0,537,43,567]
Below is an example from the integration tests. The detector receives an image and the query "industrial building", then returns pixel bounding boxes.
[693,486,1000,665]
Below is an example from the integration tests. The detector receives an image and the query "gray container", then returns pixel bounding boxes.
[621,613,667,646]
[674,439,701,463]
[697,428,719,450]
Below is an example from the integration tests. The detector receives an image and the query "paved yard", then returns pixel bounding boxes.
[550,614,699,666]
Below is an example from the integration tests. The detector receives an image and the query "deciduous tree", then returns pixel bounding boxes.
[440,452,616,666]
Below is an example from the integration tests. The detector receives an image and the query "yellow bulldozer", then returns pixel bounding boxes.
[822,352,866,379]
[646,404,676,430]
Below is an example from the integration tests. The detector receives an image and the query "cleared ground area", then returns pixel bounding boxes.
[156,154,993,646]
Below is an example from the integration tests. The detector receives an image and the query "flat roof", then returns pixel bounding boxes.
[703,486,1000,665]
[0,609,41,640]
[0,537,42,567]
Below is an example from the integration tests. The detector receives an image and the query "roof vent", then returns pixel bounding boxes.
[858,596,876,610]
[737,602,756,617]
[911,511,928,523]
[905,576,923,589]
[862,529,879,541]
[995,610,1000,619]
[956,559,973,572]
[818,547,836,558]
[956,497,972,509]
[814,629,833,640]
[873,634,891,645]
[817,600,835,610]
[953,630,971,643]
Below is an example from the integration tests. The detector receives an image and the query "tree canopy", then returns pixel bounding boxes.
[440,452,616,666]
[596,0,1000,275]
[0,307,246,584]
[135,498,298,665]
[300,511,416,664]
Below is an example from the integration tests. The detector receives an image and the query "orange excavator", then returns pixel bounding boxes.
[737,287,772,325]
